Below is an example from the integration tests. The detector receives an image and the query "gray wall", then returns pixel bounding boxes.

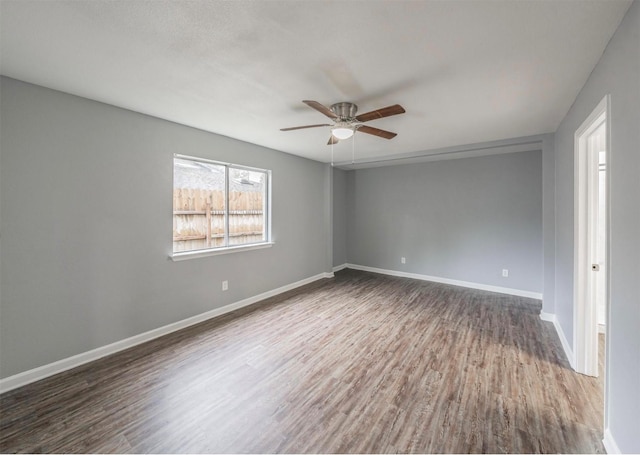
[332,168,348,267]
[541,135,556,314]
[0,77,330,378]
[346,151,543,293]
[552,1,639,451]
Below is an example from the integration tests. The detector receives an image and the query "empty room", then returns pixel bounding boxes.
[0,0,638,453]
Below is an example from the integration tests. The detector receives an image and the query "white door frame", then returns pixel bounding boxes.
[573,95,609,378]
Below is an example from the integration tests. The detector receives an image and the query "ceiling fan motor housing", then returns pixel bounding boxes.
[331,102,358,120]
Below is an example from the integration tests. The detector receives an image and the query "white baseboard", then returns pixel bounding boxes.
[540,311,576,370]
[0,272,332,394]
[345,263,542,300]
[332,263,347,273]
[603,428,621,454]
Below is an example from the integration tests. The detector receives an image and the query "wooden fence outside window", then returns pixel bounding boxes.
[173,188,264,252]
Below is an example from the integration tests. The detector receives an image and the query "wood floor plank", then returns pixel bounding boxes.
[0,269,604,453]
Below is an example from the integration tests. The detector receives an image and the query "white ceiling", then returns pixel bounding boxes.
[0,0,632,164]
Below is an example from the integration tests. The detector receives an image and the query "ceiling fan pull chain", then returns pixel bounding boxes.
[352,132,355,164]
[331,140,334,167]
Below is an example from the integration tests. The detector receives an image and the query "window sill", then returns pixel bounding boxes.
[170,242,274,261]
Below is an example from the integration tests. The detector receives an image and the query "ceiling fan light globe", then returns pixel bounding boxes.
[332,127,354,140]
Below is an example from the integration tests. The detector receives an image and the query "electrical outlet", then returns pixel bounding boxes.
[222,280,228,291]
[502,269,509,277]
[401,257,406,264]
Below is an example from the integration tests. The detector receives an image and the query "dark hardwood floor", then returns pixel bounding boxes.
[0,269,604,453]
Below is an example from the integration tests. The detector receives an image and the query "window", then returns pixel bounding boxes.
[172,154,271,257]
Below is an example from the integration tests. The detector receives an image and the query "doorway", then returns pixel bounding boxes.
[574,95,609,379]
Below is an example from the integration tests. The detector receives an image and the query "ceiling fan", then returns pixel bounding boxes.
[281,100,406,145]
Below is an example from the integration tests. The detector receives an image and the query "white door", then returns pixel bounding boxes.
[596,146,607,333]
[574,96,608,378]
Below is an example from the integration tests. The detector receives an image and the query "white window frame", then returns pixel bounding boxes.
[170,154,273,261]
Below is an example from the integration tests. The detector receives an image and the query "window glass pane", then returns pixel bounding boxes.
[173,158,226,252]
[228,167,266,246]
[173,156,270,255]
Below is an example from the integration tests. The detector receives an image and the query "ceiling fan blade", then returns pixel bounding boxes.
[327,135,339,145]
[280,123,331,131]
[355,104,405,122]
[357,125,398,140]
[303,100,338,119]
